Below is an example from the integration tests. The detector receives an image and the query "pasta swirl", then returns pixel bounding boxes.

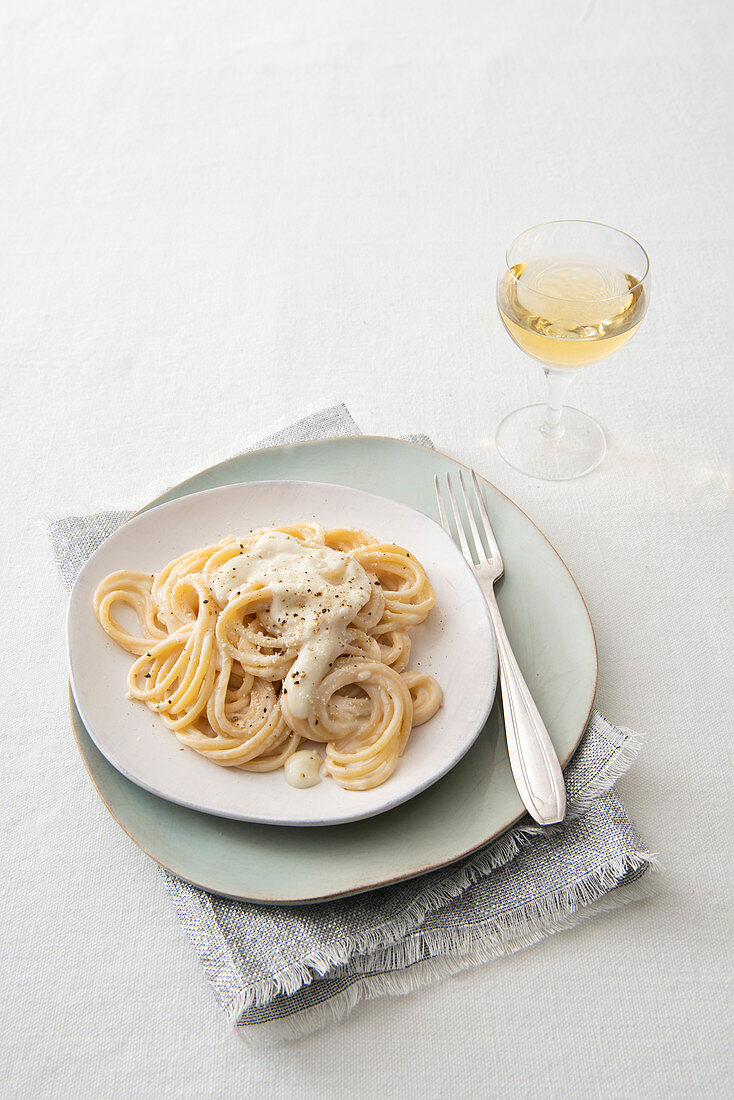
[93,524,442,791]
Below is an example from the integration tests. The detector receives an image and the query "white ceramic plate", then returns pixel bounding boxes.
[67,481,497,826]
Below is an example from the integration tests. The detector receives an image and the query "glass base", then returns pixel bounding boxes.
[496,404,606,481]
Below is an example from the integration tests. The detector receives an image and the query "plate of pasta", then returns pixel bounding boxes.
[67,480,497,826]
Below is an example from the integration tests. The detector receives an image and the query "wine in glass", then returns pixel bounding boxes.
[496,220,650,480]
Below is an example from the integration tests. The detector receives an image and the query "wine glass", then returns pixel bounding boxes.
[495,220,650,480]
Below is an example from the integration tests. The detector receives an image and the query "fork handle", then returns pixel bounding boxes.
[484,590,566,825]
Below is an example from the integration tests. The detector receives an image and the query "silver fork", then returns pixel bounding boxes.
[435,469,566,825]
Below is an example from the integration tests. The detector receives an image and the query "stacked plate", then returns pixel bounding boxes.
[67,436,596,903]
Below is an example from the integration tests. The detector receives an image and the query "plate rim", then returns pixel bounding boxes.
[67,476,497,826]
[67,433,598,903]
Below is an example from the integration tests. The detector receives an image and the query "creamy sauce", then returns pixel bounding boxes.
[212,531,372,719]
[284,749,323,789]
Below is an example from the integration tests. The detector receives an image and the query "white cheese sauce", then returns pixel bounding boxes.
[212,531,372,720]
[284,749,323,788]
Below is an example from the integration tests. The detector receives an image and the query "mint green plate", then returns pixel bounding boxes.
[69,436,597,903]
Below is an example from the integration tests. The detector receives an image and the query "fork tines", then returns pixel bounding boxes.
[434,469,502,568]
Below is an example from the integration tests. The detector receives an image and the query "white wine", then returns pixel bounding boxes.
[497,259,646,370]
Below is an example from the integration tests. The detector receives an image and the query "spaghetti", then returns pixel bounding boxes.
[93,523,442,790]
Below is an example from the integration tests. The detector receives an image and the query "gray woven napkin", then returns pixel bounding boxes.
[50,403,655,1043]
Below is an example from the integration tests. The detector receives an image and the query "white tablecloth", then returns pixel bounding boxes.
[2,1,731,1096]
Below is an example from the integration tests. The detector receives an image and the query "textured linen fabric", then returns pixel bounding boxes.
[50,406,654,1041]
[3,0,732,1093]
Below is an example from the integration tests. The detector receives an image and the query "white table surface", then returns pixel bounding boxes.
[2,1,732,1096]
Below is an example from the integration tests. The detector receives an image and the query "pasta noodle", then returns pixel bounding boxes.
[93,523,442,791]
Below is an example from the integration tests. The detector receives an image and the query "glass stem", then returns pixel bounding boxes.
[540,368,576,440]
